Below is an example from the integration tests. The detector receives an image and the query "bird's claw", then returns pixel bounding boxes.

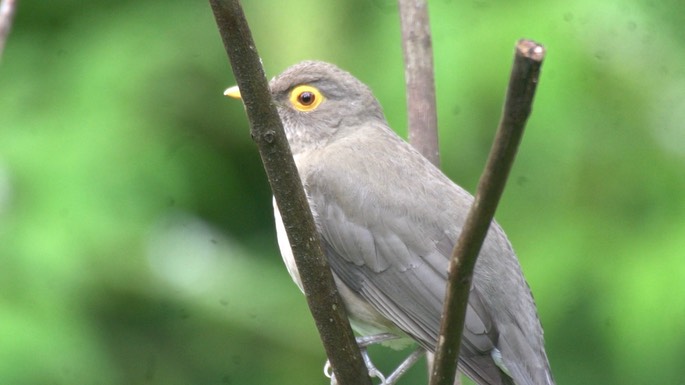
[325,348,388,385]
[324,334,423,385]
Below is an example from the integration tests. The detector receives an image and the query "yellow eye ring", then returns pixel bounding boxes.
[289,85,324,112]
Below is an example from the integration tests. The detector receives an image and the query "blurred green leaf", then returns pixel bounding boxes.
[1,0,684,384]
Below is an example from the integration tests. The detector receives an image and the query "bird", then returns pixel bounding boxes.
[226,60,554,385]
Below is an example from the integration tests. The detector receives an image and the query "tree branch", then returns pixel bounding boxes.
[398,0,440,167]
[208,1,372,385]
[429,39,546,385]
[0,0,16,60]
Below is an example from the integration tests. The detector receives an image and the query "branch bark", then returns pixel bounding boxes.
[208,1,372,385]
[429,39,546,385]
[398,0,440,167]
[0,0,16,60]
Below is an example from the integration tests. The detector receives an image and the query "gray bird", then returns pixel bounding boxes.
[231,60,554,385]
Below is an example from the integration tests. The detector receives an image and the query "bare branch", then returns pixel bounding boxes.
[0,0,16,60]
[429,39,546,385]
[398,0,440,166]
[208,1,372,384]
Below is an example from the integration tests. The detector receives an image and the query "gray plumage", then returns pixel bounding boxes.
[269,60,554,385]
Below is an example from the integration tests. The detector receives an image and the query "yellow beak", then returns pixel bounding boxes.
[223,85,241,99]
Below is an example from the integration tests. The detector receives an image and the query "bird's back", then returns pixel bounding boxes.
[292,122,554,385]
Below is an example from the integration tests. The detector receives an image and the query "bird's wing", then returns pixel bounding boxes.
[316,197,507,385]
[300,135,512,385]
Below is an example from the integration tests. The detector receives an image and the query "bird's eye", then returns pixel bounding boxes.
[289,85,324,112]
[298,91,315,105]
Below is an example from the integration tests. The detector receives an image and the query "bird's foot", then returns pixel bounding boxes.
[324,334,424,385]
[324,346,386,385]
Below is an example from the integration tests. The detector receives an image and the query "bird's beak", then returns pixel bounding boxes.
[223,85,241,99]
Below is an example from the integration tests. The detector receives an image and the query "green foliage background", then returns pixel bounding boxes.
[1,0,684,384]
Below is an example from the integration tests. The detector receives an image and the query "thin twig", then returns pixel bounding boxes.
[429,39,546,385]
[397,1,452,382]
[0,0,16,60]
[208,1,372,385]
[398,0,440,167]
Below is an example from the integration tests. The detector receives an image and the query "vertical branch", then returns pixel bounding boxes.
[398,0,440,166]
[0,0,16,60]
[398,2,452,382]
[429,39,546,385]
[208,1,372,385]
